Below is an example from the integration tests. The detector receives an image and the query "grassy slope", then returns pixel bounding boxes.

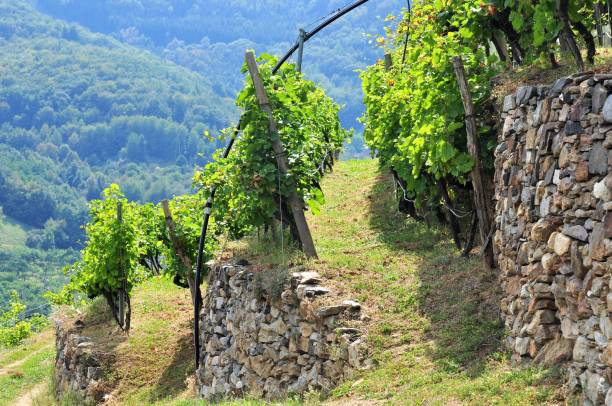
[310,160,564,404]
[2,159,566,405]
[0,213,30,250]
[0,329,54,405]
[230,159,566,405]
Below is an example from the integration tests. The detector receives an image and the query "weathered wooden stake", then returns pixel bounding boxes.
[297,28,306,73]
[452,56,495,269]
[117,201,125,328]
[161,200,200,306]
[245,51,318,259]
[384,53,393,71]
[556,0,584,71]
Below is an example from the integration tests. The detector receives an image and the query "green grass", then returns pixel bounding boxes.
[0,212,30,250]
[5,159,567,405]
[0,329,53,367]
[231,159,564,405]
[0,328,54,405]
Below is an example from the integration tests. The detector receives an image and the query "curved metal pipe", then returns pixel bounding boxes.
[272,0,372,74]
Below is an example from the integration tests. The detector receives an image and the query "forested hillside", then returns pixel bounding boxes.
[0,0,235,310]
[31,0,402,153]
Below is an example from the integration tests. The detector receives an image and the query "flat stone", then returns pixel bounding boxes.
[315,305,347,318]
[298,285,330,299]
[503,94,516,112]
[565,121,583,135]
[593,178,611,201]
[562,224,588,242]
[592,84,608,114]
[517,86,536,105]
[588,143,608,175]
[515,337,530,355]
[533,337,574,367]
[541,253,559,271]
[292,271,322,285]
[573,336,591,362]
[581,369,608,404]
[590,223,607,261]
[549,76,571,96]
[342,300,361,311]
[603,94,612,122]
[604,212,612,238]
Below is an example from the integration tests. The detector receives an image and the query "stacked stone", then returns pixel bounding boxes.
[54,319,104,404]
[196,264,367,402]
[494,73,612,405]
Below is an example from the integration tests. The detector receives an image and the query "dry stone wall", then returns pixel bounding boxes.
[494,73,612,405]
[54,317,106,404]
[196,264,368,402]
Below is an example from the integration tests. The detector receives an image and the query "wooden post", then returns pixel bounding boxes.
[556,0,584,71]
[297,28,306,73]
[384,53,393,71]
[452,56,494,269]
[161,200,199,306]
[491,31,509,63]
[594,3,605,47]
[244,51,318,259]
[117,201,125,328]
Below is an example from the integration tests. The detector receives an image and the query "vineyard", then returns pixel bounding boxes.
[1,0,611,404]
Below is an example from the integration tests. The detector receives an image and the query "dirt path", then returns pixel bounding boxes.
[12,382,47,406]
[0,344,53,376]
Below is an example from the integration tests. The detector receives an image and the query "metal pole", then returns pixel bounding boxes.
[193,122,240,369]
[297,28,306,72]
[273,0,372,73]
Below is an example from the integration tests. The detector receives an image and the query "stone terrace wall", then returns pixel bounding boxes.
[196,264,368,401]
[54,317,106,404]
[494,73,611,405]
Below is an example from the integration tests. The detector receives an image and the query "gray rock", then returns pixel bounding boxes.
[591,84,608,114]
[549,77,571,96]
[581,370,609,404]
[588,143,608,175]
[603,94,612,122]
[517,86,536,106]
[565,120,584,135]
[573,336,591,362]
[292,271,321,285]
[503,94,516,112]
[315,305,347,318]
[562,225,589,242]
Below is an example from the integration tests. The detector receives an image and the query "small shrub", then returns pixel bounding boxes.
[0,291,47,348]
[253,267,289,301]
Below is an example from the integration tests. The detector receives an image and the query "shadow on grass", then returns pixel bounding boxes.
[367,172,504,377]
[147,330,195,403]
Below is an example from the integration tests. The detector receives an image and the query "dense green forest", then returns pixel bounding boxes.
[31,0,401,151]
[0,0,402,313]
[0,0,236,310]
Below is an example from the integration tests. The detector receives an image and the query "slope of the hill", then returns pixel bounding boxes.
[2,159,568,405]
[0,0,235,310]
[30,0,402,156]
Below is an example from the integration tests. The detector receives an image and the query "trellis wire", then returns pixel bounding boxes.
[394,174,472,219]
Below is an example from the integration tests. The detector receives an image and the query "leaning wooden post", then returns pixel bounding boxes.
[452,56,494,269]
[297,28,306,73]
[244,51,318,259]
[161,200,199,306]
[117,201,125,328]
[384,53,393,71]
